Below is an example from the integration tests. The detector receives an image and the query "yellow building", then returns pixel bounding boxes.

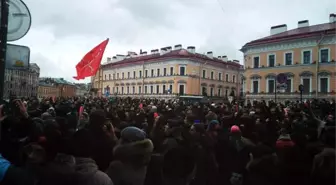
[93,45,243,98]
[240,14,336,101]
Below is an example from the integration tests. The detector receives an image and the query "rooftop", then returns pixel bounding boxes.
[242,17,336,50]
[39,77,74,86]
[102,48,242,70]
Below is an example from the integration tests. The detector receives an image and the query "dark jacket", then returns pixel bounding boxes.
[106,139,154,185]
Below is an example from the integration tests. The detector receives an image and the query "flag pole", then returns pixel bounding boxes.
[0,0,9,100]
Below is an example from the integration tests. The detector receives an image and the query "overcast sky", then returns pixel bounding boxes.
[12,0,336,83]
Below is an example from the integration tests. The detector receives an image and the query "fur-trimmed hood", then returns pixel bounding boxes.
[113,138,154,166]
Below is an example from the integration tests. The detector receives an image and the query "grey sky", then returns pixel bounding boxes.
[12,0,336,82]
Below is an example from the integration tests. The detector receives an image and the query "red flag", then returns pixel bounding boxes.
[73,39,109,80]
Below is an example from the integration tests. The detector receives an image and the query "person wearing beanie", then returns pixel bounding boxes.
[106,126,154,185]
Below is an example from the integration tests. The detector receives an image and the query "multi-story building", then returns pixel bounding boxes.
[75,83,89,96]
[241,14,336,101]
[94,45,244,98]
[4,63,40,98]
[39,78,76,97]
[38,82,58,98]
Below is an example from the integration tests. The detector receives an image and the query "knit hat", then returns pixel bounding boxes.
[121,126,146,143]
[230,125,241,133]
[207,120,219,131]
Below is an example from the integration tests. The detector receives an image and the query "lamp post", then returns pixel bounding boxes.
[0,0,9,100]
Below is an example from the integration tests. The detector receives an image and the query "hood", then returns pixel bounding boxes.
[114,138,153,166]
[75,157,99,176]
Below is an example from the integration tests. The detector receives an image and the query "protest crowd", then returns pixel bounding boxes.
[0,96,334,185]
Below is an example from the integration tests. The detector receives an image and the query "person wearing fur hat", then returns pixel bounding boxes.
[106,126,154,185]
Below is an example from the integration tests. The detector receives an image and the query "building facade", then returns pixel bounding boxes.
[241,14,336,101]
[38,82,59,98]
[39,78,76,97]
[75,83,89,96]
[4,63,40,98]
[94,45,244,98]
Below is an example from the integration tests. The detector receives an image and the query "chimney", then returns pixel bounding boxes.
[174,44,182,50]
[107,57,112,62]
[187,46,196,53]
[222,56,228,62]
[166,46,172,52]
[206,51,213,58]
[142,51,147,55]
[330,13,336,23]
[150,49,156,54]
[160,47,167,55]
[298,20,309,28]
[270,24,287,35]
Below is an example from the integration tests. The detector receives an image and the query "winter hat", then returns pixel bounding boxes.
[207,120,219,131]
[121,126,146,143]
[230,125,241,133]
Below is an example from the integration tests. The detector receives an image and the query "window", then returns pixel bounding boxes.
[320,49,330,63]
[121,87,124,94]
[169,84,173,93]
[319,77,329,93]
[253,56,259,68]
[211,71,214,79]
[139,71,142,78]
[179,66,185,75]
[144,86,147,94]
[122,72,124,79]
[145,70,148,77]
[218,73,222,81]
[301,78,311,94]
[113,74,115,80]
[157,69,160,76]
[163,68,167,76]
[155,85,159,94]
[133,71,136,78]
[286,79,292,93]
[252,80,259,93]
[127,72,130,78]
[117,73,119,79]
[210,88,214,96]
[170,67,174,75]
[217,88,221,96]
[202,70,206,78]
[151,69,154,77]
[302,50,311,64]
[127,87,129,94]
[138,86,141,94]
[116,87,119,94]
[202,87,207,96]
[163,85,166,93]
[232,75,236,83]
[179,84,185,95]
[285,52,293,65]
[225,89,228,96]
[109,74,111,80]
[132,86,135,94]
[268,54,275,67]
[150,86,153,94]
[105,75,107,80]
[267,79,275,93]
[225,74,229,82]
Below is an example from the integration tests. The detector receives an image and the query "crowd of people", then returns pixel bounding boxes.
[0,96,334,185]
